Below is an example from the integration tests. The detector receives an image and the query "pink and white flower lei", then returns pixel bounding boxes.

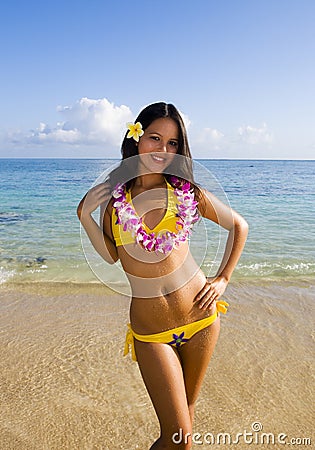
[112,176,199,254]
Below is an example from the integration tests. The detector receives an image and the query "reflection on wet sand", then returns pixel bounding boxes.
[0,280,313,449]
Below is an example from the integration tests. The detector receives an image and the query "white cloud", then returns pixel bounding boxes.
[179,111,191,130]
[2,98,276,158]
[191,122,274,158]
[193,127,225,156]
[10,98,134,147]
[6,98,193,153]
[197,127,224,143]
[237,122,273,145]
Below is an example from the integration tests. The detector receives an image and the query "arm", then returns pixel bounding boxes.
[194,189,248,309]
[77,183,119,265]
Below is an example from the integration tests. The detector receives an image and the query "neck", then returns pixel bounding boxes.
[135,173,165,189]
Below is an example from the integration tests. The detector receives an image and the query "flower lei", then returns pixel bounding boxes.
[112,176,199,254]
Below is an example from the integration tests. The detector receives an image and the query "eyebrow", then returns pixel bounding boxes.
[148,131,178,140]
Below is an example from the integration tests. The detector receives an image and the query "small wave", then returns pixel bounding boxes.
[24,257,47,267]
[0,256,47,267]
[0,267,16,285]
[0,257,49,286]
[0,212,30,224]
[237,261,315,277]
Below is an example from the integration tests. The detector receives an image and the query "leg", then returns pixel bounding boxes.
[178,313,220,424]
[134,340,193,450]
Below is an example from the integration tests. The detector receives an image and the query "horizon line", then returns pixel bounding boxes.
[0,157,314,162]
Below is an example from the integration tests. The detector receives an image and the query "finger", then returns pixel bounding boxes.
[93,186,112,202]
[91,183,111,196]
[202,297,218,310]
[194,283,211,302]
[94,184,111,195]
[97,188,111,201]
[82,188,111,212]
[199,290,218,309]
[199,282,216,300]
[199,295,217,310]
[198,290,212,308]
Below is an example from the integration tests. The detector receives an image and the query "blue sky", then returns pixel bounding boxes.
[1,0,314,159]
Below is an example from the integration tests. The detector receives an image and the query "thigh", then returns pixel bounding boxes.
[178,315,220,407]
[134,339,192,437]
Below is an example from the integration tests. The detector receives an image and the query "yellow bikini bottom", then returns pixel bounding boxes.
[124,300,229,362]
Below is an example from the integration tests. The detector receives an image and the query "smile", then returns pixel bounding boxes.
[151,154,166,162]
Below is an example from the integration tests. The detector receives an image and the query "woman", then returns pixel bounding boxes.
[77,102,248,449]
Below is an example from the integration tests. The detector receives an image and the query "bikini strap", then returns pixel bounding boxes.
[124,323,137,362]
[216,300,229,314]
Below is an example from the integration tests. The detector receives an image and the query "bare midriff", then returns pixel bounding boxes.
[117,241,213,335]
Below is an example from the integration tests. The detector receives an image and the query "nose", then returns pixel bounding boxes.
[157,141,168,153]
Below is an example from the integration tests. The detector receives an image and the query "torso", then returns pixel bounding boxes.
[106,179,211,334]
[117,242,211,334]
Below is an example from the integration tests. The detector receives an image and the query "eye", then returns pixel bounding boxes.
[150,136,160,141]
[169,140,178,147]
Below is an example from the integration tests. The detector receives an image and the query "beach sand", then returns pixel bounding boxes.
[0,280,314,449]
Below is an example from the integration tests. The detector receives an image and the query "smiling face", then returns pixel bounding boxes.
[137,118,179,173]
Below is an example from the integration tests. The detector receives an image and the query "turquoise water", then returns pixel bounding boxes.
[0,158,314,286]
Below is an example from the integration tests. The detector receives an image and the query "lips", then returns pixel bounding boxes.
[151,154,166,163]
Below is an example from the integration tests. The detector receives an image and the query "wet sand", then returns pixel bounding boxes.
[0,280,314,449]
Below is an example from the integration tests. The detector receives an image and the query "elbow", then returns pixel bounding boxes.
[107,253,119,265]
[77,204,82,221]
[239,216,249,231]
[108,258,118,265]
[77,194,87,221]
[231,212,249,233]
[235,216,249,239]
[77,200,84,221]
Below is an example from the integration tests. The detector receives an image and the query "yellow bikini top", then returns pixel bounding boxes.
[111,179,179,247]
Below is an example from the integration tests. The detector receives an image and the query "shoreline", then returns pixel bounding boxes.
[1,273,314,295]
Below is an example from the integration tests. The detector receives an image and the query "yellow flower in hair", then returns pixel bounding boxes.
[126,122,144,142]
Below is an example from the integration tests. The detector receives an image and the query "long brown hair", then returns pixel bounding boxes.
[109,102,205,211]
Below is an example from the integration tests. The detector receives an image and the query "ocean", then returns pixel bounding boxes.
[0,158,314,288]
